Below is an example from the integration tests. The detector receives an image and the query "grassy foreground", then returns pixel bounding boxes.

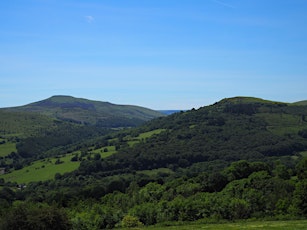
[121,220,307,230]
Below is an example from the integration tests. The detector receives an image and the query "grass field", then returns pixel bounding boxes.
[127,129,166,147]
[0,145,118,184]
[120,220,307,230]
[0,141,16,157]
[0,155,80,184]
[259,113,307,136]
[138,129,166,139]
[137,168,174,177]
[91,145,117,158]
[0,129,175,184]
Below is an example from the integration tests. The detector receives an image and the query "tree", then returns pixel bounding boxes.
[0,202,71,230]
[93,153,101,161]
[293,179,307,216]
[273,163,290,179]
[129,202,158,225]
[296,158,307,180]
[71,154,79,162]
[139,182,164,203]
[228,198,251,219]
[55,158,63,165]
[121,215,143,228]
[224,160,253,181]
[0,187,15,204]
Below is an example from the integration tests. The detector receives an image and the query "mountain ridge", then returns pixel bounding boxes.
[2,95,164,127]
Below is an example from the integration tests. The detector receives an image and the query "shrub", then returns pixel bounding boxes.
[121,215,143,228]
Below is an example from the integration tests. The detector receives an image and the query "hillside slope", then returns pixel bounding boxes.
[1,96,307,228]
[292,100,307,106]
[0,110,58,138]
[75,96,307,176]
[2,95,164,128]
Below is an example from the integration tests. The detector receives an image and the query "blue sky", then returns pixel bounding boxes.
[1,0,307,109]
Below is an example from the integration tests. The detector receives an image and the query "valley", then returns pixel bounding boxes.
[0,96,307,229]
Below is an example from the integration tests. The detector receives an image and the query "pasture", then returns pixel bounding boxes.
[0,145,118,184]
[0,128,164,184]
[0,155,80,184]
[122,219,307,230]
[0,141,16,157]
[126,129,166,146]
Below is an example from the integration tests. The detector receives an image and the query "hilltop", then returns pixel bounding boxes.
[0,96,164,170]
[2,95,164,128]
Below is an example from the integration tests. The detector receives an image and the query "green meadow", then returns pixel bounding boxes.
[137,129,166,139]
[259,113,307,136]
[0,145,118,184]
[137,167,174,177]
[123,220,307,230]
[0,129,164,184]
[90,145,117,158]
[127,129,166,146]
[0,155,80,184]
[0,141,16,157]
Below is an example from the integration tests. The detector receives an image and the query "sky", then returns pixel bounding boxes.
[0,0,307,110]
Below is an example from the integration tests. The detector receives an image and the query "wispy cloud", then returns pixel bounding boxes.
[212,0,235,9]
[85,15,95,23]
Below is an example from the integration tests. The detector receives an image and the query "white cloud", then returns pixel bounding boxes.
[212,0,235,9]
[85,15,95,23]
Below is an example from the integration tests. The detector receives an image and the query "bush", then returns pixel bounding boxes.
[0,202,71,230]
[121,215,143,228]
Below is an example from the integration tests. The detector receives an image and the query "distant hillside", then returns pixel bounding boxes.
[3,95,164,128]
[158,110,183,115]
[0,108,108,161]
[0,96,164,163]
[2,96,307,228]
[77,96,307,176]
[292,100,307,106]
[0,110,57,138]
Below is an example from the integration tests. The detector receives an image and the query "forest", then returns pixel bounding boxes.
[0,97,307,229]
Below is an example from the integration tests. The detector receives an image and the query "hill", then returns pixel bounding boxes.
[3,95,164,128]
[0,110,58,138]
[0,96,164,172]
[72,96,307,176]
[292,100,307,106]
[1,96,307,228]
[158,110,183,115]
[2,96,307,178]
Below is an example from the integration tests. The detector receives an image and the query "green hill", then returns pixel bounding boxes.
[72,96,307,177]
[292,100,307,106]
[0,110,58,138]
[0,96,163,173]
[3,95,164,127]
[1,96,307,228]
